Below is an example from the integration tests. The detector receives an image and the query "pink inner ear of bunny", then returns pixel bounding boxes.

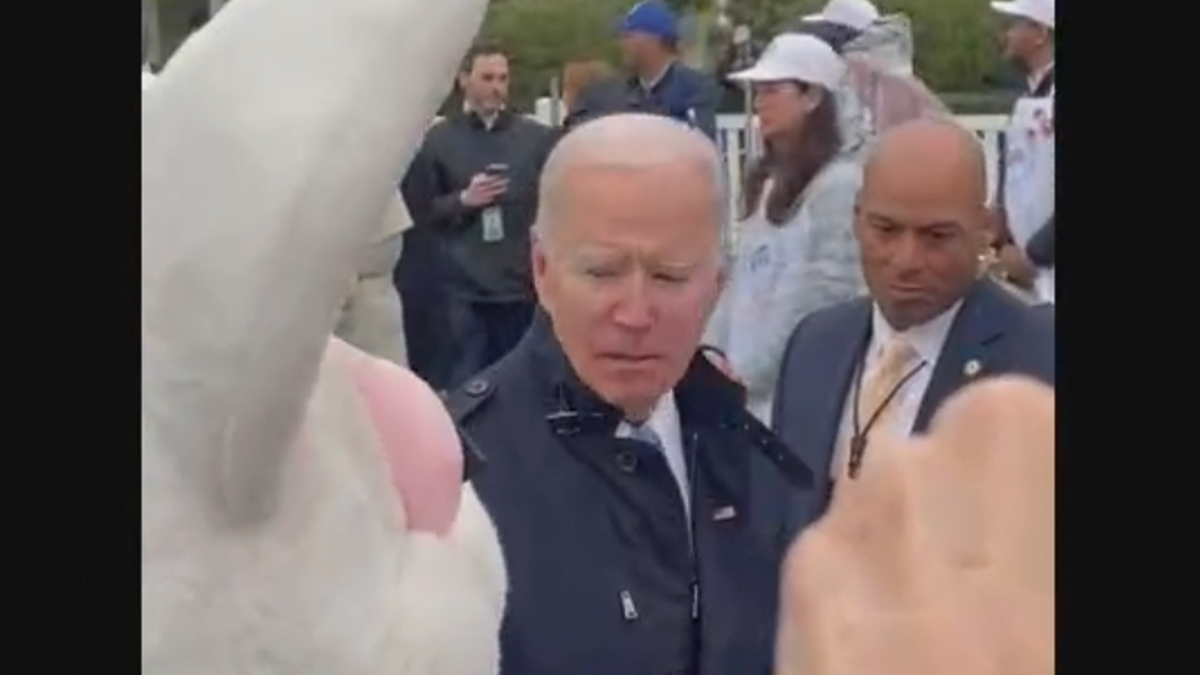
[336,343,463,536]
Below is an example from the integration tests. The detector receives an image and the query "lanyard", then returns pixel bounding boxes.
[847,358,927,478]
[1029,67,1055,98]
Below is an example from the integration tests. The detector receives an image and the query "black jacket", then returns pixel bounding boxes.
[448,313,809,675]
[406,110,553,301]
[1025,216,1054,268]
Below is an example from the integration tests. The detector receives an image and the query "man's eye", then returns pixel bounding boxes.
[585,268,619,279]
[653,272,689,284]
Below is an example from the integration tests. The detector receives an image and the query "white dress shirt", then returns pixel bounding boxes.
[615,391,689,516]
[834,301,962,458]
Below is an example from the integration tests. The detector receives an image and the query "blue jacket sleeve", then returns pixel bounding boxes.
[684,75,719,141]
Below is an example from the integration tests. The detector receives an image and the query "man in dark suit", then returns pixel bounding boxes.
[447,114,805,675]
[771,119,1054,532]
[565,1,719,140]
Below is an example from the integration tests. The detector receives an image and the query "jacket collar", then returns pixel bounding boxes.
[627,60,679,94]
[524,309,745,433]
[453,107,514,131]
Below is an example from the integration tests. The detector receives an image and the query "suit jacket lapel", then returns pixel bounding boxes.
[808,300,873,480]
[913,280,1009,432]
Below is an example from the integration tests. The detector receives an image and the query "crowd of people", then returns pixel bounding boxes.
[402,1,1054,671]
[394,0,1055,397]
[142,0,1055,673]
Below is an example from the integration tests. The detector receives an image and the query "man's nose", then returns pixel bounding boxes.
[891,234,926,272]
[611,276,655,330]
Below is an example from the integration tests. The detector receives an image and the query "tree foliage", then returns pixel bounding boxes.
[483,0,1014,110]
[148,0,1016,111]
[482,0,633,110]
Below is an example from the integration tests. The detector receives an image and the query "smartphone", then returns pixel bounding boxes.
[481,163,508,243]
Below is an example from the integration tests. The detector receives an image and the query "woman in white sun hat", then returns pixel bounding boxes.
[799,0,880,50]
[796,0,950,138]
[703,33,866,425]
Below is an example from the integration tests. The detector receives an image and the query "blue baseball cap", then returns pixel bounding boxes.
[619,1,679,43]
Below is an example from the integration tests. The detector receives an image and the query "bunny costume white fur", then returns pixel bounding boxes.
[141,0,505,673]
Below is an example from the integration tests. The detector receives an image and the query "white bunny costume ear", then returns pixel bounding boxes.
[142,0,484,520]
[142,0,506,673]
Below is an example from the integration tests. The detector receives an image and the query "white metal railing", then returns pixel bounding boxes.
[528,103,1008,225]
[712,113,1009,225]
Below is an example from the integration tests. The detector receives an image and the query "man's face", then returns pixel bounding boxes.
[855,159,987,329]
[999,17,1048,66]
[458,53,509,114]
[532,163,724,416]
[619,32,655,70]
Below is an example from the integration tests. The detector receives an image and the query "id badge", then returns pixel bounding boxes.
[481,207,504,242]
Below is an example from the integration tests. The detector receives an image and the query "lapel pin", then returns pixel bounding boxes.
[713,505,737,521]
[963,359,982,379]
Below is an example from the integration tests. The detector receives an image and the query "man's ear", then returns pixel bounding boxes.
[1036,25,1054,48]
[530,235,551,311]
[851,201,867,242]
[704,264,727,321]
[973,214,995,251]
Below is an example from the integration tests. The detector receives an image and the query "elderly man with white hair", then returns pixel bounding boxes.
[444,112,811,675]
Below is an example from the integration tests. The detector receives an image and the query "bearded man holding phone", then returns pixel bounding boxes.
[407,43,554,387]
